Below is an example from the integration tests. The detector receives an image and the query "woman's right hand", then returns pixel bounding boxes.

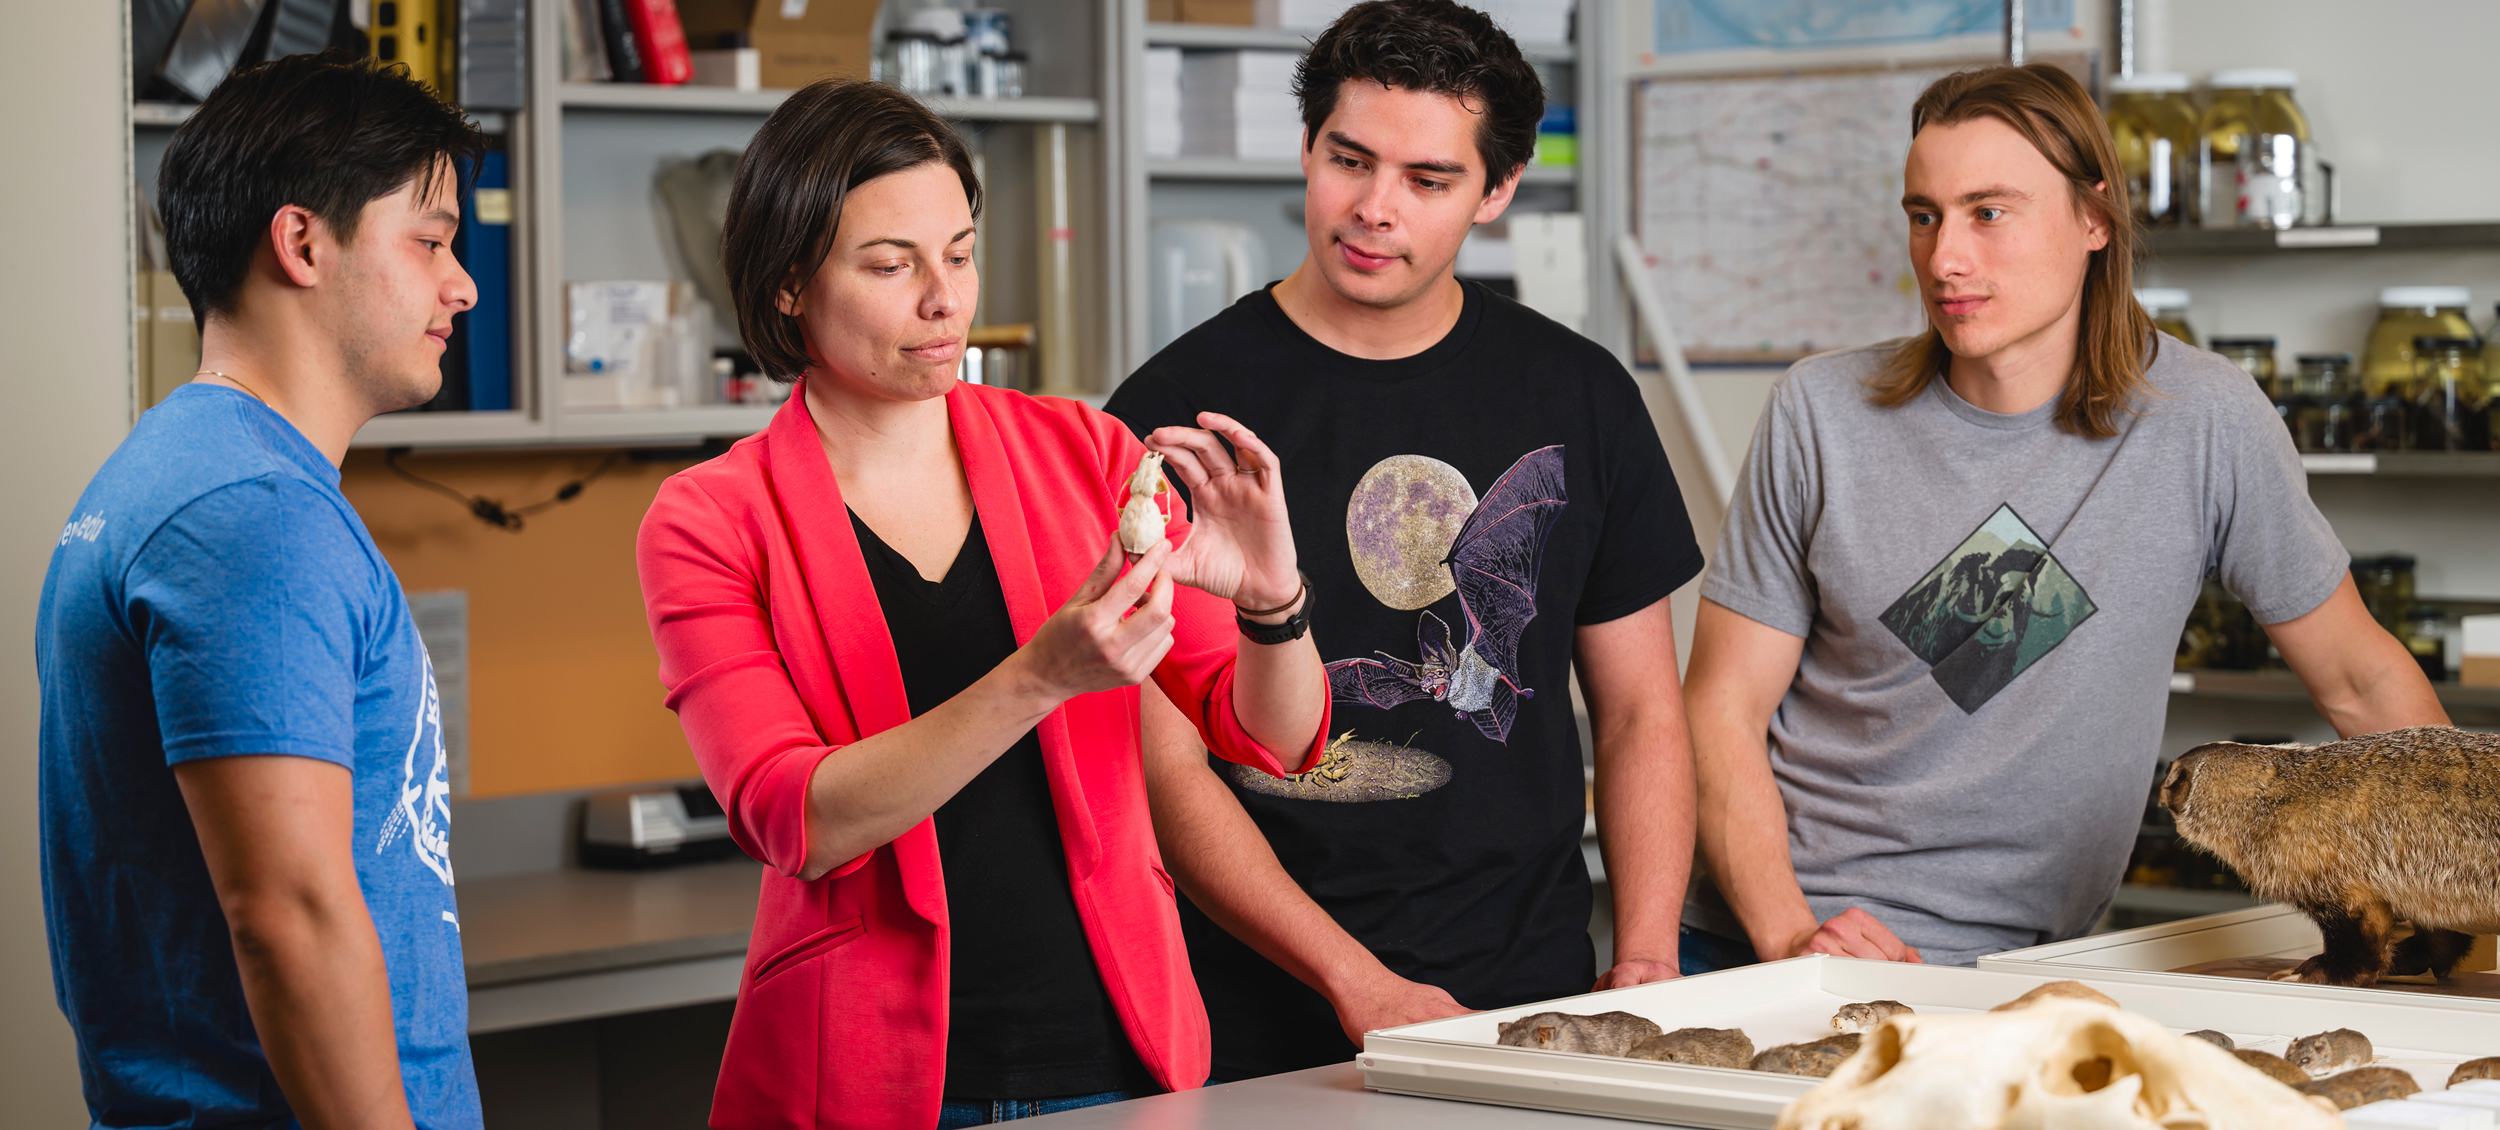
[1015,537,1177,702]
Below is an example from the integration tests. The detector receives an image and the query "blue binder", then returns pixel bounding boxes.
[456,149,513,411]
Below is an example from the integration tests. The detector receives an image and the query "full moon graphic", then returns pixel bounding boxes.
[1345,455,1476,610]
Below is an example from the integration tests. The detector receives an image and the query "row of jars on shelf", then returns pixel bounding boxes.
[2106,69,2324,230]
[2179,557,2448,680]
[2142,286,2500,453]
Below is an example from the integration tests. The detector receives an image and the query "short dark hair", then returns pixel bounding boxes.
[721,81,984,382]
[1294,0,1545,195]
[160,50,483,331]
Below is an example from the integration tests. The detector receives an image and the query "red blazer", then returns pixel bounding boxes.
[636,383,1326,1130]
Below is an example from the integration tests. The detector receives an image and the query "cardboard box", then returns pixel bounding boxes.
[2461,614,2500,687]
[1149,0,1178,20]
[1177,0,1256,25]
[146,270,199,407]
[677,0,879,91]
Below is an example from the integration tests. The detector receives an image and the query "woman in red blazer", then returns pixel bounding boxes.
[636,82,1330,1129]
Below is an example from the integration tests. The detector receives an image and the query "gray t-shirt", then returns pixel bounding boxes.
[1686,333,2348,965]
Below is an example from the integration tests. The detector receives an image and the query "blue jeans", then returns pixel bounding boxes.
[1679,926,1762,976]
[936,1090,1139,1127]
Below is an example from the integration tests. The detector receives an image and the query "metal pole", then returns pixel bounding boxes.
[1611,234,1735,505]
[2116,0,2136,78]
[2005,0,2025,65]
[1037,122,1079,394]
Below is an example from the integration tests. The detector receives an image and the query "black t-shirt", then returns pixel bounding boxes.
[850,511,1155,1100]
[1105,282,1704,1080]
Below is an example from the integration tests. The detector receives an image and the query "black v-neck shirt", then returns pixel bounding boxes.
[848,511,1154,1100]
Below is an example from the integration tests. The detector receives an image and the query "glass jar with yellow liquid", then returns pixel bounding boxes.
[2106,74,2198,226]
[2199,69,2311,230]
[2411,336,2489,451]
[2135,288,2196,346]
[2209,336,2280,391]
[2364,287,2477,399]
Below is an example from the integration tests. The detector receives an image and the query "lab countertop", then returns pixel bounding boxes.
[1022,1063,1674,1128]
[458,859,761,988]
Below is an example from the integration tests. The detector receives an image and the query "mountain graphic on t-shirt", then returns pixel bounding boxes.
[1879,504,2096,713]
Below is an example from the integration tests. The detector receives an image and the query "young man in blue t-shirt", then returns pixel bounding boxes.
[37,53,484,1129]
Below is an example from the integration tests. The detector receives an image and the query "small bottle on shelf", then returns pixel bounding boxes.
[2105,74,2198,227]
[2401,605,2450,682]
[2291,352,2360,452]
[2350,555,2417,636]
[2409,335,2488,452]
[2135,288,2196,347]
[2208,338,2285,430]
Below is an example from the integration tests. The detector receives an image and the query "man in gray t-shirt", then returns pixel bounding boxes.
[1680,64,2447,969]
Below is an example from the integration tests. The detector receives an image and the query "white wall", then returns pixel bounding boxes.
[0,2,135,1124]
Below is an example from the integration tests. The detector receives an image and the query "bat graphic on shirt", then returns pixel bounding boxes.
[1326,445,1566,742]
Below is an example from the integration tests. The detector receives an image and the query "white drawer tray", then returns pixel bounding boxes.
[1357,955,2500,1128]
[1980,905,2500,1011]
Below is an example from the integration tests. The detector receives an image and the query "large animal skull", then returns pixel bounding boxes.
[1777,999,2341,1130]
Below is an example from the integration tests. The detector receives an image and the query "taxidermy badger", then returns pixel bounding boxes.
[2160,726,2500,987]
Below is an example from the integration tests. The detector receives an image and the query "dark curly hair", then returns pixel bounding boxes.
[721,80,983,382]
[1293,0,1545,195]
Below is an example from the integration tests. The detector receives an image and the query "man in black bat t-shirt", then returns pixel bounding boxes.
[1104,0,1706,1082]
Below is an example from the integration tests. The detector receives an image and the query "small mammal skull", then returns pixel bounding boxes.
[2235,1049,2309,1086]
[1990,980,2120,1011]
[1495,1011,1662,1057]
[1117,452,1169,554]
[2449,1056,2500,1088]
[2285,1029,2372,1077]
[2183,1030,2235,1051]
[1775,998,2342,1130]
[1752,1034,1861,1078]
[1832,1001,1914,1034]
[1626,1027,1754,1069]
[2295,1066,2418,1110]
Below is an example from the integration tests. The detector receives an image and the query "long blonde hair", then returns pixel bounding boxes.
[1869,64,2154,438]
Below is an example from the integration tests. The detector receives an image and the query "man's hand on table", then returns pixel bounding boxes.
[1778,907,1923,963]
[1593,958,1680,991]
[1330,969,1475,1046]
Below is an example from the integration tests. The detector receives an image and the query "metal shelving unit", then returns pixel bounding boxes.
[556,82,1100,122]
[2172,668,2500,712]
[1141,20,1574,62]
[2301,451,2500,476]
[1121,5,1596,370]
[1147,157,1575,184]
[2147,221,2500,257]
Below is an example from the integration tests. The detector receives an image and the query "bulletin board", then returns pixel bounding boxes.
[343,450,706,798]
[1633,64,1957,362]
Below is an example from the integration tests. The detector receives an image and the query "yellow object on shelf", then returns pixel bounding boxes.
[2105,73,2196,226]
[369,0,441,93]
[2364,287,2477,400]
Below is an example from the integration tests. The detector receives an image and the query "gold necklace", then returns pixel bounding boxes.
[194,370,271,406]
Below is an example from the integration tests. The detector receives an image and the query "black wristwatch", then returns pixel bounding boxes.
[1236,575,1311,645]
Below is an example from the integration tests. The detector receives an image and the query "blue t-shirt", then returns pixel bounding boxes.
[36,385,480,1129]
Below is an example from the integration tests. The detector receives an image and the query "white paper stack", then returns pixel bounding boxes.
[1511,212,1588,334]
[1144,47,1184,158]
[1180,50,1305,162]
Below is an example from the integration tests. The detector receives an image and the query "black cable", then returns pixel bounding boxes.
[384,448,627,532]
